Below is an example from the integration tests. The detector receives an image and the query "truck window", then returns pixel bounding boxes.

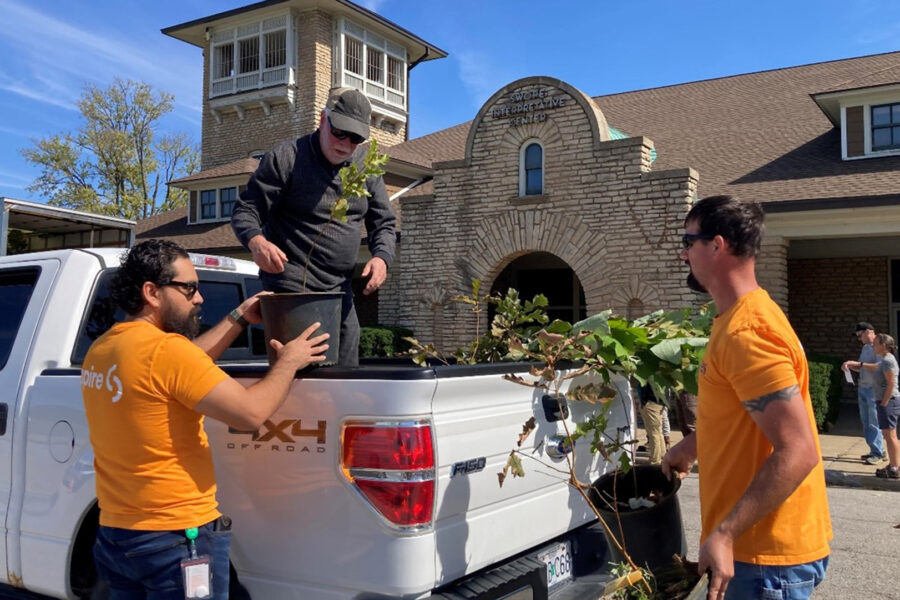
[0,268,40,370]
[73,268,267,364]
[196,280,248,348]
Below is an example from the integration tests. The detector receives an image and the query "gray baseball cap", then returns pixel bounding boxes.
[325,87,371,141]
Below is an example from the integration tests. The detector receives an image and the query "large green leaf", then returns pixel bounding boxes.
[572,310,611,335]
[650,337,709,365]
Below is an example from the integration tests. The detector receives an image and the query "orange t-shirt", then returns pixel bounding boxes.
[697,288,832,565]
[81,320,228,530]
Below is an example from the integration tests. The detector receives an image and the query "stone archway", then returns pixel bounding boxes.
[458,209,622,317]
[490,252,586,323]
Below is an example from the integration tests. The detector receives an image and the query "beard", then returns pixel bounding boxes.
[686,271,708,294]
[161,304,201,339]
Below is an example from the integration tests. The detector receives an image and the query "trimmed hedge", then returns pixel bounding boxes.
[807,355,843,432]
[359,326,414,358]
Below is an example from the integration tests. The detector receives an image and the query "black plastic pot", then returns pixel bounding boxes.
[259,292,343,366]
[588,464,684,572]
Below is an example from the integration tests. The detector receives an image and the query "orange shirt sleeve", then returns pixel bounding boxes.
[721,327,799,404]
[150,335,229,408]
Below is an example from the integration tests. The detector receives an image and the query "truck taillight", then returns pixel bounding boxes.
[341,420,435,530]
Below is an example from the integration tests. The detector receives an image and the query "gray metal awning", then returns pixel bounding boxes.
[1,198,136,256]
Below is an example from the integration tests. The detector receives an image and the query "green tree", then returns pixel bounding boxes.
[21,78,199,220]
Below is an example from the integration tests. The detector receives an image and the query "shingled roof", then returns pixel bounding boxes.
[386,51,900,207]
[170,157,261,186]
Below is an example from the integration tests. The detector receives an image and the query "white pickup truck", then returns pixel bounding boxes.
[0,248,634,600]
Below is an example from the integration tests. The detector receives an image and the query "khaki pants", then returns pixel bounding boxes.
[640,401,666,465]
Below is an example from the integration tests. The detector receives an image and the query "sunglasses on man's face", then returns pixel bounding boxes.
[159,280,200,300]
[682,233,716,249]
[327,116,365,145]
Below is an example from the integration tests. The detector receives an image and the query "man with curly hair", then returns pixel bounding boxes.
[81,239,329,598]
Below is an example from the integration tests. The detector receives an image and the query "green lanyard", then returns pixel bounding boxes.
[185,527,199,559]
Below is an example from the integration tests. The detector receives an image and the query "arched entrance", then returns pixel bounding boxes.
[490,252,586,323]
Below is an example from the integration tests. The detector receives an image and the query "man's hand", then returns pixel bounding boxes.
[233,291,273,325]
[269,322,329,370]
[698,528,734,600]
[661,433,697,481]
[248,235,288,274]
[361,256,387,295]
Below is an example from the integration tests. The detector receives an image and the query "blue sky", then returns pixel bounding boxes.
[1,0,898,203]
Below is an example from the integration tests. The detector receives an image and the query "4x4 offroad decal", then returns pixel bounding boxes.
[226,419,326,453]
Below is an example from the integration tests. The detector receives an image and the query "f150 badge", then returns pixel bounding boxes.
[451,457,486,477]
[227,419,326,454]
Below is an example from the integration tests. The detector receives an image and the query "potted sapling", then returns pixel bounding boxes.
[260,140,389,366]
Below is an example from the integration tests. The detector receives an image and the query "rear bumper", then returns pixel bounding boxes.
[431,520,613,600]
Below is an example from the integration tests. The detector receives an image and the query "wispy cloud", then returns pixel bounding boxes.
[0,124,41,139]
[0,1,200,116]
[456,50,508,111]
[0,169,32,185]
[855,20,900,47]
[0,77,78,112]
[358,0,387,12]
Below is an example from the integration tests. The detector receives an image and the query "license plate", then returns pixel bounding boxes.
[537,541,573,589]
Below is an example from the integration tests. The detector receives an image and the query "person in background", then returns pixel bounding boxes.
[662,195,831,600]
[842,322,886,465]
[673,389,698,437]
[639,383,666,465]
[855,333,900,479]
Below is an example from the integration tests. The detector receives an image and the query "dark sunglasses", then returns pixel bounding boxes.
[682,233,715,249]
[159,280,200,299]
[327,116,365,145]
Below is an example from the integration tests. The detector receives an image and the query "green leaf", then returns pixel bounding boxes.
[545,319,572,334]
[650,337,709,365]
[572,310,611,335]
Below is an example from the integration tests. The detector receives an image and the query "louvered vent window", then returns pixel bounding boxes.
[210,15,290,97]
[337,18,407,112]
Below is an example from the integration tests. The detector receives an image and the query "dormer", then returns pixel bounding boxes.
[162,1,446,169]
[813,82,900,160]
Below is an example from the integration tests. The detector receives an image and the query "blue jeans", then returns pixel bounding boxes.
[859,386,885,457]
[93,519,231,599]
[725,557,828,600]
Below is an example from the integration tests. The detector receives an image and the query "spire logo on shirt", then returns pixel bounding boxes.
[81,364,123,403]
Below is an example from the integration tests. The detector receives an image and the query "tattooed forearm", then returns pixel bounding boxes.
[743,385,799,413]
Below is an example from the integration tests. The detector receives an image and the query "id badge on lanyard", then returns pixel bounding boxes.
[181,527,212,599]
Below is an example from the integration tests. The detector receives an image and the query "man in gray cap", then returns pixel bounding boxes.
[232,87,396,366]
[842,322,886,464]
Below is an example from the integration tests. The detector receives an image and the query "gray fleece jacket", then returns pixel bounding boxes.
[231,131,396,293]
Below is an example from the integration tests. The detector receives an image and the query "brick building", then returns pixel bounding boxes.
[141,0,900,362]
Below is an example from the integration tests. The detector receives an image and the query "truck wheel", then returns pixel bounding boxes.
[229,563,251,600]
[89,579,109,600]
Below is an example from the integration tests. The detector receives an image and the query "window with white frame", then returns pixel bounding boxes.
[337,18,407,112]
[198,187,238,222]
[519,141,544,196]
[210,15,291,98]
[872,102,900,151]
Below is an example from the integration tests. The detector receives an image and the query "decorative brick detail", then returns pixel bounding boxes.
[383,78,701,352]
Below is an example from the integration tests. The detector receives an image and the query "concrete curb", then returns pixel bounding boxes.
[824,468,900,492]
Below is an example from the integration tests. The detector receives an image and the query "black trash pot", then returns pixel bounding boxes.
[259,292,342,366]
[588,464,685,572]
